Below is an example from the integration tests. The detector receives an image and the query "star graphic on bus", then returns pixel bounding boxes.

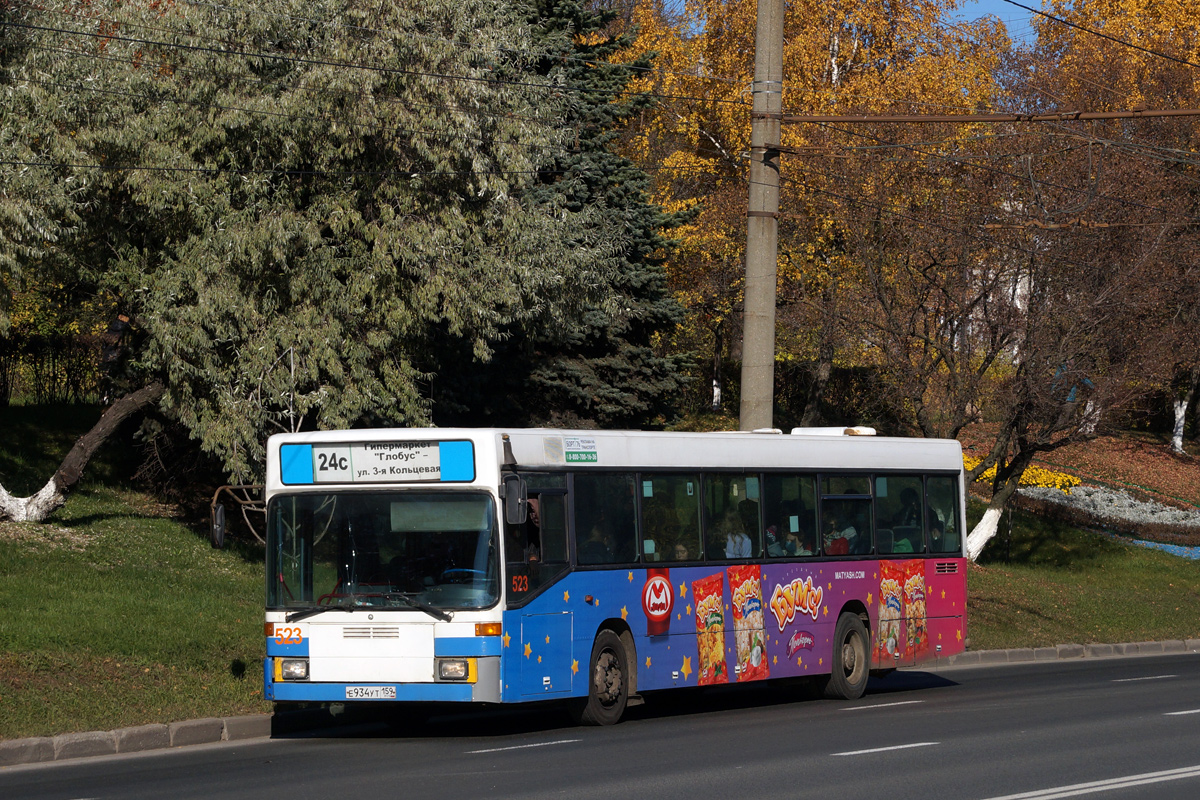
[572,660,579,675]
[679,583,687,598]
[646,657,652,668]
[563,591,570,603]
[681,656,692,681]
[503,632,511,648]
[621,606,628,620]
[524,643,532,658]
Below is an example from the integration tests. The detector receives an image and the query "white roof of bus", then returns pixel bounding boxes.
[266,427,962,476]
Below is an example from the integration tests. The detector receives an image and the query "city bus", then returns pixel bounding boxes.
[262,427,967,724]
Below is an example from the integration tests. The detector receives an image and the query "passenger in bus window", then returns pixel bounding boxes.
[717,511,752,558]
[525,498,541,561]
[785,529,813,556]
[674,542,690,561]
[764,522,784,556]
[930,518,959,553]
[895,488,921,525]
[822,512,856,556]
[578,521,615,564]
[505,497,540,563]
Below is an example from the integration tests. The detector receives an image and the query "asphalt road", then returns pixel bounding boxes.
[4,654,1199,800]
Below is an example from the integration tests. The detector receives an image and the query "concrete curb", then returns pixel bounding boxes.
[0,714,272,768]
[3,640,1199,768]
[932,638,1200,668]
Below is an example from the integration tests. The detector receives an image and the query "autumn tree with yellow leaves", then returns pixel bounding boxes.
[613,0,1009,420]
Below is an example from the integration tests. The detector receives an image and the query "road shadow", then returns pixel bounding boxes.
[271,669,960,741]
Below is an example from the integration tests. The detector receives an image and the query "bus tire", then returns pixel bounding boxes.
[824,612,869,700]
[572,630,629,726]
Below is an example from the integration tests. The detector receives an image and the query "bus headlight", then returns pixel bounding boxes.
[437,658,475,682]
[280,658,309,680]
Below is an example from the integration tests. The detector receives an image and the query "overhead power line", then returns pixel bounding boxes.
[766,108,1200,124]
[1001,0,1200,71]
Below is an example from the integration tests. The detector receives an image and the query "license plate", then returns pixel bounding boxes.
[345,685,397,700]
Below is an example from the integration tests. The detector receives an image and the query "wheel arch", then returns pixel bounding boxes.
[590,618,637,697]
[838,599,870,633]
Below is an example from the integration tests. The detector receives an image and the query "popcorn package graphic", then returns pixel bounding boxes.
[876,561,907,661]
[692,572,729,685]
[902,560,928,659]
[727,564,770,683]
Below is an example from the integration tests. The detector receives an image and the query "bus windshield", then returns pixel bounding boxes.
[267,491,499,613]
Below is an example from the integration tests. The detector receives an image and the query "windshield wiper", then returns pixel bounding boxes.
[285,595,452,623]
[286,602,356,623]
[385,593,454,622]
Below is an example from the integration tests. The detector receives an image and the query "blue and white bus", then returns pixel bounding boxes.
[263,427,967,724]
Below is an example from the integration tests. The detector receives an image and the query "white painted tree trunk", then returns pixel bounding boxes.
[1176,371,1195,453]
[1173,370,1198,454]
[965,505,1003,562]
[1173,398,1190,454]
[0,478,65,523]
[0,382,164,524]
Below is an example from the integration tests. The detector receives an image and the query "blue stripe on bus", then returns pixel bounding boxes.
[279,444,314,484]
[434,636,502,657]
[438,441,475,482]
[266,638,310,657]
[268,682,476,703]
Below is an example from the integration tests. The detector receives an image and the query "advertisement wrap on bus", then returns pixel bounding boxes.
[255,427,968,725]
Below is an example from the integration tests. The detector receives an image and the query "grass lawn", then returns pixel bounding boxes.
[968,500,1200,650]
[0,488,270,740]
[0,404,269,740]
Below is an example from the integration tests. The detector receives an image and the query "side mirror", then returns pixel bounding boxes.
[501,474,527,526]
[211,503,226,549]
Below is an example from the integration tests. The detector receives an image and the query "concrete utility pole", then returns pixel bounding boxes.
[739,0,784,431]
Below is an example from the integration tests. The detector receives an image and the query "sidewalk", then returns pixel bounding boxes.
[4,639,1199,768]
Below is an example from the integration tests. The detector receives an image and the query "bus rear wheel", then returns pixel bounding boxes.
[824,612,869,700]
[572,630,629,726]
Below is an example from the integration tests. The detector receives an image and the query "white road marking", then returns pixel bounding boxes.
[977,764,1200,799]
[1111,674,1177,683]
[832,742,939,756]
[467,739,581,754]
[842,700,924,711]
[1165,708,1200,716]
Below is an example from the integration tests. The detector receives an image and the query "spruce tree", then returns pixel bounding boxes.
[430,0,689,429]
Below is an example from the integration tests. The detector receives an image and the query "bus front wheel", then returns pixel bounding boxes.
[824,612,869,700]
[572,630,629,726]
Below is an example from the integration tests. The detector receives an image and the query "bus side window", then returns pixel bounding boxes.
[926,476,960,554]
[875,475,925,555]
[641,474,700,562]
[537,494,568,565]
[573,473,638,565]
[703,474,761,560]
[505,492,568,605]
[820,496,873,556]
[763,474,816,557]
